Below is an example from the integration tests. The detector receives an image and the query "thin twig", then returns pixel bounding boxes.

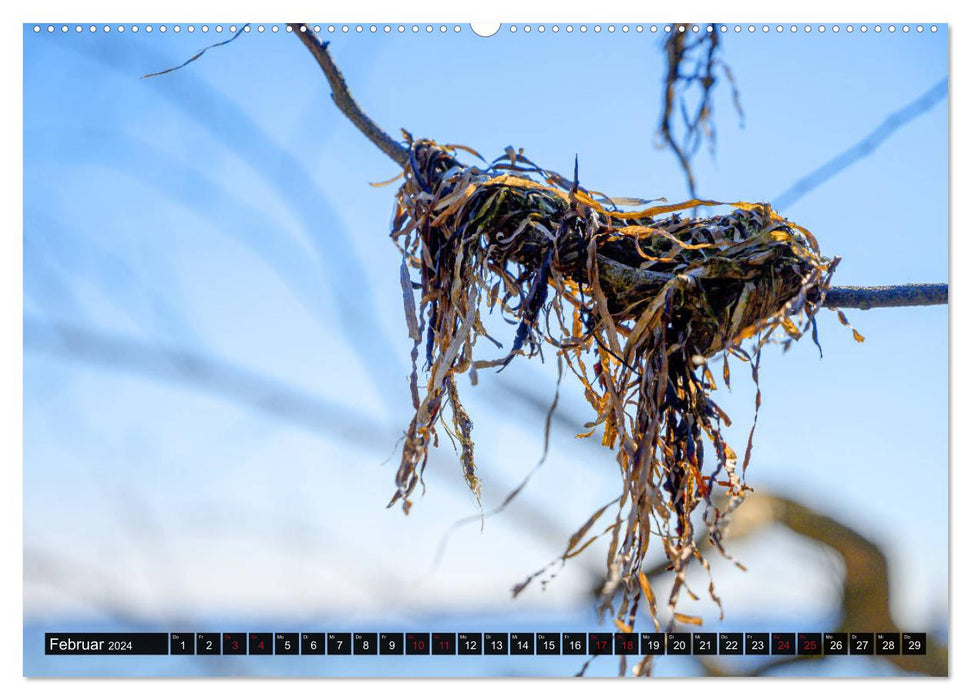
[289,29,948,311]
[822,283,947,310]
[289,23,409,167]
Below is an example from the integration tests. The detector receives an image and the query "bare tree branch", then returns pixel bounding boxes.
[822,283,947,310]
[642,491,947,676]
[289,23,409,167]
[289,27,948,312]
[24,317,389,447]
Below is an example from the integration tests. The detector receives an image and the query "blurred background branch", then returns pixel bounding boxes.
[773,79,948,210]
[646,492,948,677]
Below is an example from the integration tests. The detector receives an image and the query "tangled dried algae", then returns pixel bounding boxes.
[388,138,840,634]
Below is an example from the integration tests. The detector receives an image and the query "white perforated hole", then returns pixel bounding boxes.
[470,23,500,37]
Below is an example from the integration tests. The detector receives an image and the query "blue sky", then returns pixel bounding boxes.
[23,23,947,676]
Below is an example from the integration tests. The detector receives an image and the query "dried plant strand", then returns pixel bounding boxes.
[388,139,838,633]
[659,23,744,198]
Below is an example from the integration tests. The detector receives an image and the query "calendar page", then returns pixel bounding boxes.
[21,13,949,680]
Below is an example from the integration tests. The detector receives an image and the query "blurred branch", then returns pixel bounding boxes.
[774,79,947,210]
[26,547,246,673]
[646,492,947,677]
[288,23,409,168]
[26,548,157,629]
[822,283,947,310]
[25,318,601,579]
[100,33,409,405]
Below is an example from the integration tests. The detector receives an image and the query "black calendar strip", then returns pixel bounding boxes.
[45,632,928,656]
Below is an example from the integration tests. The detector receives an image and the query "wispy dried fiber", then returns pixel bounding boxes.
[388,138,841,639]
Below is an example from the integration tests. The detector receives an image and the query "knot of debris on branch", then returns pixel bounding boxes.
[387,138,838,637]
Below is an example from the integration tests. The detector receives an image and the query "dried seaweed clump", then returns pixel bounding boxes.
[388,139,838,633]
